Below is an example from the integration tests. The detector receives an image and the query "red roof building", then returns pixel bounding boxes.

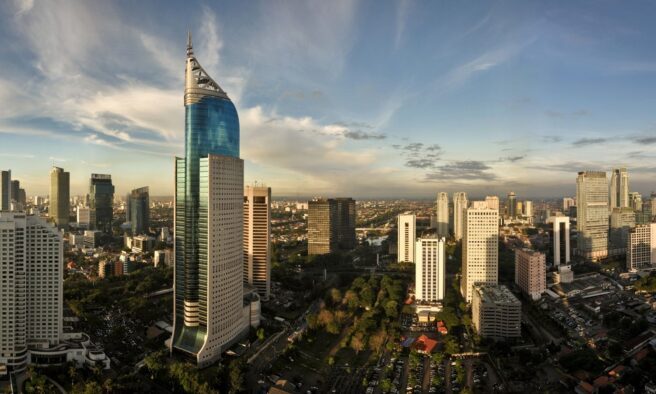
[414,334,438,354]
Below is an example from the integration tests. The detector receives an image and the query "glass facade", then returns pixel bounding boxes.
[173,58,240,357]
[89,174,114,233]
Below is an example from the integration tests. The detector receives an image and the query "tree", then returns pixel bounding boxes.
[384,300,398,319]
[229,360,246,394]
[360,285,374,308]
[103,378,114,394]
[368,329,386,353]
[343,290,360,310]
[350,332,366,354]
[256,327,265,341]
[328,288,342,306]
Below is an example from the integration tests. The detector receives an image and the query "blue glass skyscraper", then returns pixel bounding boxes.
[171,33,246,367]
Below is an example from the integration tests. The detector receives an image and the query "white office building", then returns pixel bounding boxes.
[609,167,629,210]
[461,202,499,302]
[485,195,499,211]
[415,237,446,302]
[397,213,416,263]
[576,171,609,261]
[627,223,656,271]
[547,216,571,265]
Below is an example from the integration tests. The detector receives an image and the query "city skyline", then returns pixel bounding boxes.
[2,1,656,198]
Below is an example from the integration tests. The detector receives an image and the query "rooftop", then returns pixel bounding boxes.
[474,284,520,305]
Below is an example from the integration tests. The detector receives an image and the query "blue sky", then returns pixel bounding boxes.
[1,0,655,198]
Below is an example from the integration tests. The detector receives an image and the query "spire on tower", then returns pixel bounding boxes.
[186,31,194,57]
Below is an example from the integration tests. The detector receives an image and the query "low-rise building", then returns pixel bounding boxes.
[472,284,521,339]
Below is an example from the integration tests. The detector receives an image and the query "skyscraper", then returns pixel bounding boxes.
[129,186,150,235]
[514,249,546,300]
[436,192,449,237]
[415,237,446,302]
[524,200,533,218]
[576,171,609,261]
[506,192,517,218]
[484,195,499,211]
[609,168,629,210]
[1,170,10,211]
[171,34,245,367]
[629,192,643,211]
[244,185,271,301]
[89,174,114,233]
[461,202,499,302]
[563,197,576,212]
[547,216,571,265]
[453,192,468,241]
[397,213,416,263]
[49,167,70,230]
[0,212,63,372]
[334,198,356,250]
[10,180,19,203]
[308,199,336,255]
[610,207,636,255]
[307,197,356,255]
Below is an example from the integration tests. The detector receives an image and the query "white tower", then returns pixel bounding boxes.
[415,237,446,302]
[461,203,499,302]
[397,213,416,263]
[436,192,449,237]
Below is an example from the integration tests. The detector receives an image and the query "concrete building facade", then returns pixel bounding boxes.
[472,284,521,339]
[627,223,656,270]
[415,237,446,302]
[243,185,271,301]
[397,213,416,263]
[461,204,499,302]
[514,249,546,300]
[576,171,609,261]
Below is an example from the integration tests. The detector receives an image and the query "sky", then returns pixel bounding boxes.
[1,0,656,199]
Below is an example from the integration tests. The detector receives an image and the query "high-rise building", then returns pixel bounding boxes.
[397,213,416,263]
[129,186,150,235]
[514,249,546,300]
[77,206,93,229]
[516,201,523,217]
[415,237,446,302]
[308,199,336,255]
[334,198,356,250]
[1,170,10,211]
[651,192,656,220]
[627,223,656,270]
[547,216,571,265]
[506,192,517,218]
[472,284,521,339]
[609,168,629,210]
[629,192,643,212]
[436,192,449,237]
[171,35,246,367]
[453,192,468,241]
[563,197,576,211]
[10,180,19,203]
[609,207,636,256]
[89,174,114,233]
[485,195,499,211]
[524,201,533,218]
[49,167,70,230]
[0,212,63,372]
[576,171,609,261]
[243,185,271,301]
[307,197,355,255]
[461,202,499,302]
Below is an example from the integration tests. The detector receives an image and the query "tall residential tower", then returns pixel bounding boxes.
[609,168,629,210]
[397,213,416,263]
